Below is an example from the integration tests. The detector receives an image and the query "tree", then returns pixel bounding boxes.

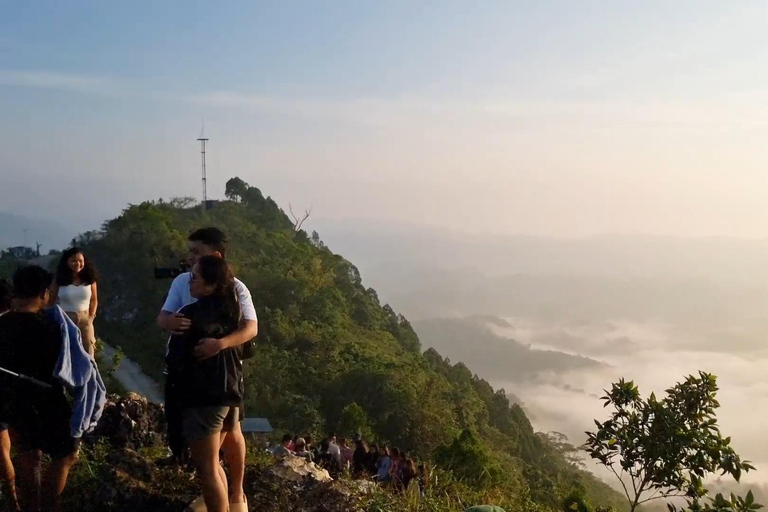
[225,177,248,202]
[337,402,374,441]
[585,372,760,512]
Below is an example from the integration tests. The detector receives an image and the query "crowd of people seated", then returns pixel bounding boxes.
[271,432,423,492]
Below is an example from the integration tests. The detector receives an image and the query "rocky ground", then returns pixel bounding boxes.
[4,393,374,512]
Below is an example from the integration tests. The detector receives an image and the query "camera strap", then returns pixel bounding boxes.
[0,366,53,389]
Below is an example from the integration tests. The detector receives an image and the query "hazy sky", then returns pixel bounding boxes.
[3,1,768,237]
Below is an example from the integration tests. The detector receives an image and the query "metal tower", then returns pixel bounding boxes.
[197,136,209,204]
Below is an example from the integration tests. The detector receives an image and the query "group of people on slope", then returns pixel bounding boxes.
[0,247,106,512]
[272,433,420,492]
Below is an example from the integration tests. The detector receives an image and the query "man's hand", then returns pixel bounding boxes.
[164,313,191,334]
[194,338,223,360]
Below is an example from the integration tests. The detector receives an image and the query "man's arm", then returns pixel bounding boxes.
[157,277,192,333]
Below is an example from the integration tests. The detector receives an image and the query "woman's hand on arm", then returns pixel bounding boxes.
[193,319,257,360]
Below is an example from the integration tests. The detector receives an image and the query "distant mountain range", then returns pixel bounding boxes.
[413,316,601,383]
[0,211,76,253]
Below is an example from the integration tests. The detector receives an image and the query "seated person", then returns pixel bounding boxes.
[272,434,293,458]
[0,266,79,512]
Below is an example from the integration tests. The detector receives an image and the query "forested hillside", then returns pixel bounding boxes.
[69,178,625,510]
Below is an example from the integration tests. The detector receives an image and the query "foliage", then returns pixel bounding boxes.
[585,372,759,512]
[72,177,626,509]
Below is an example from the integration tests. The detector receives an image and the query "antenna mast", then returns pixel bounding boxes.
[197,118,208,205]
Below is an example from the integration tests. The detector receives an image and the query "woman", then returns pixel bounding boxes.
[166,256,244,512]
[366,444,380,476]
[339,438,353,472]
[400,459,417,491]
[376,446,392,483]
[49,247,99,356]
[352,439,368,477]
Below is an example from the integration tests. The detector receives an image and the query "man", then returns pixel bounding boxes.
[0,278,18,511]
[272,434,293,458]
[0,266,80,512]
[326,433,342,467]
[157,227,257,511]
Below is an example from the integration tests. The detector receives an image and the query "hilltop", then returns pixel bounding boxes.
[51,179,624,510]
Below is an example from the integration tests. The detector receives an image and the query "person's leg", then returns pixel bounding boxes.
[14,448,42,512]
[77,312,96,357]
[41,447,79,512]
[220,412,245,504]
[189,434,228,512]
[217,431,229,499]
[0,429,19,511]
[163,376,186,464]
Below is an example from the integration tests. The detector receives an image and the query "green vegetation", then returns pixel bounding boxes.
[71,178,625,510]
[585,372,760,512]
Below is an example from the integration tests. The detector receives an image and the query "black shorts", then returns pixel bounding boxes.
[11,417,77,460]
[8,393,77,459]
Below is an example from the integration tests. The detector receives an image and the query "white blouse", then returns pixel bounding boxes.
[58,284,92,313]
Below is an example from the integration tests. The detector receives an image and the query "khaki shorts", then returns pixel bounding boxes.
[182,406,238,442]
[67,311,96,356]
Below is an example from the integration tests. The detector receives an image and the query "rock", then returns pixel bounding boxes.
[270,455,333,483]
[91,393,166,449]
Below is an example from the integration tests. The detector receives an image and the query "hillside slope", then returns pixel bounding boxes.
[75,179,625,510]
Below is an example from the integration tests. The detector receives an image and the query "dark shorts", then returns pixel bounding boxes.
[11,418,78,460]
[182,406,238,442]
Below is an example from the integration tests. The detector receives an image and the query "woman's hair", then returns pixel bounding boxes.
[0,278,12,312]
[380,446,390,458]
[320,439,330,453]
[196,255,239,323]
[56,247,99,286]
[369,444,378,453]
[391,447,400,458]
[355,440,368,452]
[405,459,416,474]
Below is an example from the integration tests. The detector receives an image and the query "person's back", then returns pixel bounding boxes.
[167,296,242,408]
[0,266,79,512]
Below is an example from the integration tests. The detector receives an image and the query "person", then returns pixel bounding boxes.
[157,227,257,512]
[366,444,380,475]
[293,438,313,462]
[49,247,99,357]
[272,434,293,458]
[352,439,368,476]
[389,447,402,486]
[0,266,80,512]
[0,279,19,511]
[376,446,392,483]
[327,433,342,467]
[166,256,244,512]
[306,436,319,461]
[401,459,417,491]
[339,437,353,471]
[316,439,342,476]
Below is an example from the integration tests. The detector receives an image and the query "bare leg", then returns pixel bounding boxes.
[0,430,19,511]
[217,431,229,499]
[41,449,79,512]
[190,434,228,512]
[15,449,42,512]
[220,421,245,504]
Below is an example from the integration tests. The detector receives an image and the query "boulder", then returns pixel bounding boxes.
[270,455,333,483]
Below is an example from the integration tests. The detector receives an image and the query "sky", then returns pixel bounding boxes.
[3,0,768,239]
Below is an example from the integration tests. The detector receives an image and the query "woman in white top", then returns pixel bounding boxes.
[49,247,99,356]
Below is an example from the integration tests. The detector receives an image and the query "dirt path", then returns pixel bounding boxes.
[100,344,164,404]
